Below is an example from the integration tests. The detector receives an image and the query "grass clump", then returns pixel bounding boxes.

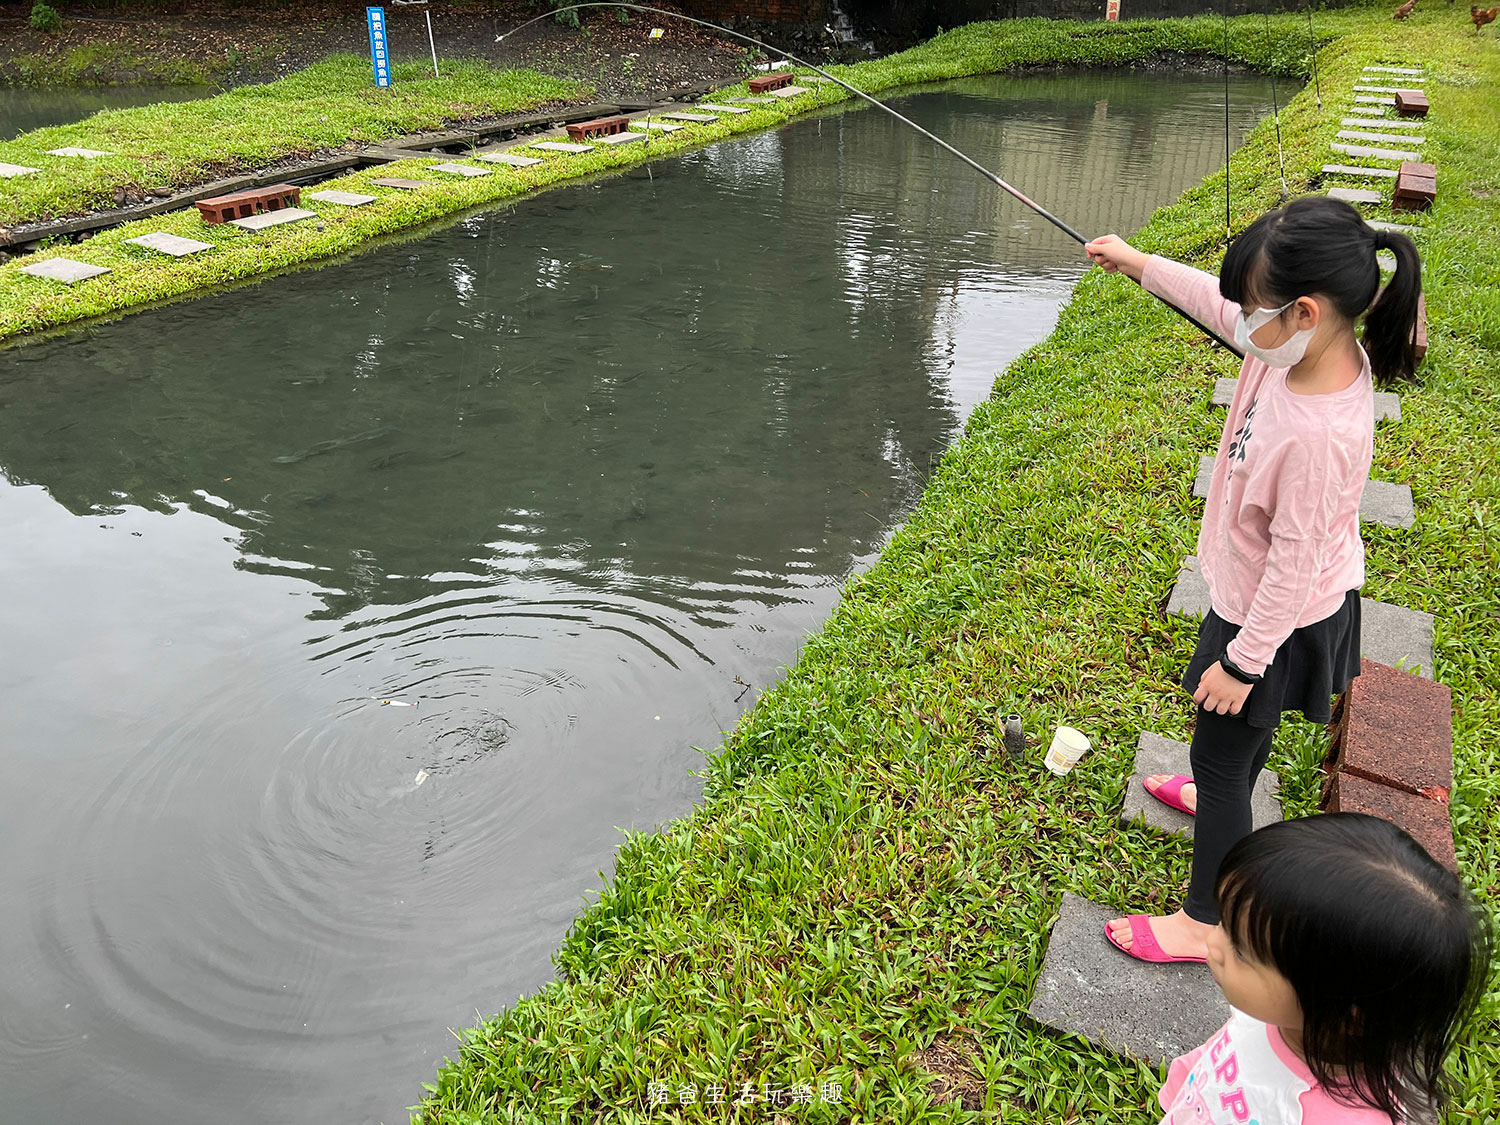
[29,3,63,33]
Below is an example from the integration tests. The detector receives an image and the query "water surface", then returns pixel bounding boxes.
[1,84,213,139]
[0,70,1279,1125]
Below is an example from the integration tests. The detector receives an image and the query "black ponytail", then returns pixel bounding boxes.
[1219,196,1423,385]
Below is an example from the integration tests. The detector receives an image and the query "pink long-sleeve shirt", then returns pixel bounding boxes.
[1142,255,1374,676]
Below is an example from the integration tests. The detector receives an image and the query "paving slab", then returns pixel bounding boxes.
[1121,732,1281,839]
[229,207,315,231]
[728,96,776,103]
[1363,66,1424,75]
[19,257,110,283]
[0,161,39,178]
[125,231,213,257]
[46,147,113,158]
[370,177,428,189]
[1352,85,1416,94]
[1340,116,1423,129]
[1337,130,1424,145]
[306,189,376,206]
[1165,556,1435,677]
[1193,455,1413,528]
[1346,104,1390,113]
[594,131,647,145]
[1368,219,1419,234]
[799,75,836,83]
[1331,143,1421,162]
[1209,376,1399,421]
[1322,164,1400,179]
[475,151,543,167]
[1354,95,1397,105]
[637,120,684,132]
[659,112,717,123]
[1328,186,1384,204]
[1027,892,1226,1065]
[694,103,751,114]
[770,85,812,98]
[429,161,492,176]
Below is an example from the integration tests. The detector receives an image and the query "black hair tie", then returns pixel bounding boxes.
[1373,230,1391,252]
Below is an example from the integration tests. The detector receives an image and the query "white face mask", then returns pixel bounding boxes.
[1234,299,1315,367]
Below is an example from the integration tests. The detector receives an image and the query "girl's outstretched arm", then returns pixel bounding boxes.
[1085,235,1242,344]
[1084,234,1147,282]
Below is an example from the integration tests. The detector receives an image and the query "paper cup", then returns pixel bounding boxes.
[1044,726,1090,775]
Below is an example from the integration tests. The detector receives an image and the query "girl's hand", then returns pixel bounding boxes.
[1084,234,1148,283]
[1194,662,1254,716]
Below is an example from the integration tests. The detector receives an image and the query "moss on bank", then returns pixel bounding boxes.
[405,7,1500,1125]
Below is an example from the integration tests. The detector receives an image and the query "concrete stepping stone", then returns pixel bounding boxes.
[19,257,110,283]
[528,141,594,154]
[1331,143,1421,162]
[306,189,376,206]
[429,161,492,176]
[799,75,836,83]
[1337,129,1424,145]
[230,207,315,231]
[637,120,684,132]
[770,85,812,98]
[125,231,213,257]
[46,147,113,158]
[1194,454,1413,528]
[1369,219,1419,234]
[1363,66,1424,75]
[475,151,542,166]
[1121,732,1281,839]
[1328,186,1384,204]
[1347,104,1390,113]
[1209,376,1399,421]
[1355,95,1397,105]
[1353,86,1420,95]
[728,96,776,104]
[1323,164,1400,180]
[370,177,428,189]
[659,112,718,123]
[1341,117,1423,129]
[1164,555,1435,677]
[594,132,647,145]
[0,161,39,178]
[695,104,750,114]
[1027,892,1226,1066]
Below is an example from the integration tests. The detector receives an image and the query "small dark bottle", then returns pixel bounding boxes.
[1003,713,1027,759]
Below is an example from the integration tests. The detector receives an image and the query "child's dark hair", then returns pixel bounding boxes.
[1219,195,1422,385]
[1216,813,1491,1121]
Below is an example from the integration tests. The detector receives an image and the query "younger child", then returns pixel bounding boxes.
[1159,814,1491,1124]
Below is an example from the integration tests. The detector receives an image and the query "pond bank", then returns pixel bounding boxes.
[411,6,1500,1123]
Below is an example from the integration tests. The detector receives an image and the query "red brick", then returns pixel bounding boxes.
[196,183,301,225]
[1322,772,1455,871]
[1327,657,1451,795]
[749,72,796,93]
[565,114,633,141]
[1395,89,1429,117]
[1414,292,1428,362]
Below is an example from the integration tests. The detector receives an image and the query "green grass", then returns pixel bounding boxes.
[393,7,1498,1124]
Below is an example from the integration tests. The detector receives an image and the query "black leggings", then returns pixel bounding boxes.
[1183,706,1280,924]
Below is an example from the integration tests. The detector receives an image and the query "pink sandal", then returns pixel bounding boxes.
[1144,773,1196,817]
[1104,915,1208,965]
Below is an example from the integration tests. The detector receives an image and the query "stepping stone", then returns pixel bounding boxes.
[0,162,39,178]
[1331,143,1421,162]
[659,112,717,123]
[1194,454,1413,528]
[125,231,213,257]
[799,75,835,83]
[1369,219,1418,234]
[1341,117,1423,129]
[1322,164,1400,179]
[229,207,315,231]
[46,147,113,158]
[475,151,543,167]
[19,257,110,283]
[1353,86,1418,95]
[694,103,750,114]
[594,131,647,145]
[528,141,594,154]
[637,121,684,132]
[1337,130,1424,145]
[728,96,776,104]
[770,85,812,98]
[370,177,428,189]
[1164,556,1435,677]
[1209,377,1400,421]
[1363,66,1424,75]
[1355,95,1397,105]
[1328,186,1384,204]
[1121,733,1281,839]
[429,162,492,176]
[1027,892,1225,1066]
[306,189,376,206]
[1330,657,1452,795]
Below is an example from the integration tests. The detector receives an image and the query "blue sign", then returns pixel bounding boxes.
[367,7,391,88]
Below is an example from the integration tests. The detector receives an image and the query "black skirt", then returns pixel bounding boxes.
[1181,589,1363,729]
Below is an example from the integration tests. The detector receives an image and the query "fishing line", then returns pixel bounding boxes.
[1222,0,1232,238]
[1305,5,1323,112]
[1262,9,1289,201]
[493,1,1245,355]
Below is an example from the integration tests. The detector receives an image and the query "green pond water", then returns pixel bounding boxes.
[0,84,213,139]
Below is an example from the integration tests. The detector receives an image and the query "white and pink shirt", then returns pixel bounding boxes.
[1159,1009,1397,1124]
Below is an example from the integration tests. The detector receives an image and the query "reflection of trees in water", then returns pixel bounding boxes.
[0,73,1274,619]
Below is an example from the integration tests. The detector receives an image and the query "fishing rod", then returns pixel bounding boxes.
[495,2,1245,357]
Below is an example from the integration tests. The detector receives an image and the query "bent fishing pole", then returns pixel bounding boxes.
[495,2,1245,358]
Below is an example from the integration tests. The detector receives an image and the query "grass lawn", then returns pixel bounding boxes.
[398,6,1500,1124]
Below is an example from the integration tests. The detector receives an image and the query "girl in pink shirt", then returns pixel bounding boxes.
[1084,197,1423,963]
[1159,814,1490,1125]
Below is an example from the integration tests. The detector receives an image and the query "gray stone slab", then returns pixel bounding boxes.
[1352,86,1413,95]
[0,162,39,178]
[770,85,812,98]
[229,207,315,231]
[306,189,376,206]
[1166,555,1435,677]
[19,257,110,283]
[475,151,543,166]
[1363,65,1424,75]
[1209,377,1399,421]
[659,112,717,123]
[1331,143,1420,162]
[125,231,213,257]
[1346,104,1390,113]
[370,177,428,189]
[528,141,594,154]
[728,96,776,103]
[637,120,684,132]
[799,75,835,83]
[46,147,113,158]
[1194,455,1413,528]
[1341,116,1423,128]
[1121,733,1281,839]
[1027,892,1226,1065]
[429,161,492,176]
[1369,220,1419,234]
[594,131,647,145]
[1337,129,1425,145]
[1354,95,1397,105]
[1322,164,1400,179]
[1328,186,1384,204]
[694,103,750,114]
